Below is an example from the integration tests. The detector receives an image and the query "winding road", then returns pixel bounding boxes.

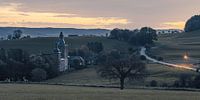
[140,47,197,72]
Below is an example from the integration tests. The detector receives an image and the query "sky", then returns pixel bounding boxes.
[0,0,199,29]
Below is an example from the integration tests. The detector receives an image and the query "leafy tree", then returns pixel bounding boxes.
[0,48,6,62]
[29,55,49,70]
[7,34,12,40]
[97,56,146,90]
[137,27,157,46]
[109,27,157,46]
[13,30,22,39]
[0,48,59,81]
[0,60,7,80]
[110,28,134,41]
[31,68,47,82]
[43,56,60,78]
[193,74,200,88]
[185,15,200,32]
[150,80,158,87]
[87,42,103,53]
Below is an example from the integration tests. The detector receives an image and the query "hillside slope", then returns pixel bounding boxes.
[151,30,200,61]
[0,36,132,54]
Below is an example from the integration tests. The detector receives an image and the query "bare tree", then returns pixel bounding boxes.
[97,57,146,90]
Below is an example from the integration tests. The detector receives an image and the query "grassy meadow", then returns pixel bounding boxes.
[0,36,133,54]
[0,84,200,100]
[0,35,197,86]
[150,30,200,61]
[47,63,197,87]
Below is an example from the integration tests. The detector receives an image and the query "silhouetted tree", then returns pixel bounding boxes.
[193,74,200,88]
[31,68,47,82]
[87,42,103,53]
[110,27,157,46]
[185,15,200,32]
[7,34,12,40]
[97,56,146,90]
[137,27,157,46]
[13,30,22,39]
[150,80,158,87]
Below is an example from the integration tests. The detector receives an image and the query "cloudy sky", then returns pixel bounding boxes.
[0,0,199,29]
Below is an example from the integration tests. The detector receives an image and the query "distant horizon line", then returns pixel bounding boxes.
[0,26,184,30]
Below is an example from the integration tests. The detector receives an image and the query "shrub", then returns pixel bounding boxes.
[193,74,200,88]
[161,83,168,87]
[31,68,47,82]
[150,80,158,87]
[140,55,146,61]
[157,57,163,61]
[173,80,180,88]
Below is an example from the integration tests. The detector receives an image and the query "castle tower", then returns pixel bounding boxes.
[54,32,69,71]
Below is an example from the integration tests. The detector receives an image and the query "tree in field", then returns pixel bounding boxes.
[97,56,146,90]
[185,15,200,32]
[87,42,103,53]
[109,27,157,46]
[110,28,134,41]
[137,27,157,46]
[13,30,22,39]
[0,48,6,62]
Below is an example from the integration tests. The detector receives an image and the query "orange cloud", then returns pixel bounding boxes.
[161,21,185,29]
[0,3,128,28]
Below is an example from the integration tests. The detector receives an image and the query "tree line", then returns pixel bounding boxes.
[7,30,31,40]
[109,27,157,46]
[0,48,59,82]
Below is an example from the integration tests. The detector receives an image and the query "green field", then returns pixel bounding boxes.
[0,36,132,54]
[46,63,197,87]
[0,84,200,100]
[150,30,200,61]
[0,36,197,86]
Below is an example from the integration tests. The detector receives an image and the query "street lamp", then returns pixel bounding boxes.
[183,52,189,60]
[184,54,188,60]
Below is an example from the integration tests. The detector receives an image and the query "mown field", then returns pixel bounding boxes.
[0,84,200,100]
[47,63,197,87]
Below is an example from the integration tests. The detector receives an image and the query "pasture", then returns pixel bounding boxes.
[0,84,200,100]
[0,36,132,54]
[150,30,200,62]
[47,64,197,87]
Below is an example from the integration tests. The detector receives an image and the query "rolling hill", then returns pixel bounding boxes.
[150,30,200,62]
[0,27,110,37]
[0,36,132,54]
[0,35,197,87]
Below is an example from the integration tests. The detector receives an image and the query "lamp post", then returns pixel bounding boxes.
[183,54,188,60]
[183,52,189,66]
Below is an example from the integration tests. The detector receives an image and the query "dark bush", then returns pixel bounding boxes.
[193,74,200,88]
[157,57,163,61]
[140,55,146,61]
[161,83,168,87]
[150,80,158,87]
[173,80,180,87]
[31,68,47,82]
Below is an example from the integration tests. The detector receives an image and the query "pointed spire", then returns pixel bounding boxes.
[59,32,64,39]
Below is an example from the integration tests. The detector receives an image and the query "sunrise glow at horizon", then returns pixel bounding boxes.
[0,0,199,29]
